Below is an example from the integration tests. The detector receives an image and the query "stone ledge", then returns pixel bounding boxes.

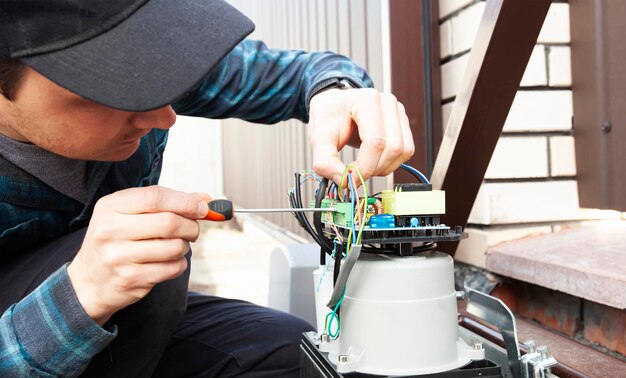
[485,221,626,309]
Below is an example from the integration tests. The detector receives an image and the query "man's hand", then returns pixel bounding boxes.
[308,88,415,185]
[67,186,209,325]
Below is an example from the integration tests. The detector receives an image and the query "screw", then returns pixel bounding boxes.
[524,340,537,353]
[320,333,330,343]
[456,291,466,300]
[474,342,484,351]
[338,355,349,363]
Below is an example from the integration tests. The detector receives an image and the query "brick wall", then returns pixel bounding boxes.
[438,0,620,267]
[492,279,626,358]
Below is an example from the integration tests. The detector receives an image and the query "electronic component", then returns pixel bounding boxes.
[393,182,432,192]
[381,189,445,216]
[368,214,395,228]
[289,164,466,257]
[314,199,355,228]
[395,215,441,227]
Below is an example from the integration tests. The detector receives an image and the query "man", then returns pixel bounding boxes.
[0,0,414,376]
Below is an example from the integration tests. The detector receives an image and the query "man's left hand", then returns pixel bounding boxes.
[308,87,415,186]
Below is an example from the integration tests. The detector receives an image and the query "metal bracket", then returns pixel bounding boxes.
[521,341,559,378]
[465,288,522,378]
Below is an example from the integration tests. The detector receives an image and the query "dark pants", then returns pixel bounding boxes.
[0,228,313,377]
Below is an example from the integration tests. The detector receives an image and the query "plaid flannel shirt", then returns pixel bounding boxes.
[0,39,372,376]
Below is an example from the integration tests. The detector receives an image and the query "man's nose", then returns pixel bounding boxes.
[130,106,177,130]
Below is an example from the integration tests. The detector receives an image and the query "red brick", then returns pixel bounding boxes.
[491,282,519,312]
[583,301,626,356]
[491,280,582,336]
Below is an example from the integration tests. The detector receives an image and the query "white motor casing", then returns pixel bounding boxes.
[318,251,483,376]
[313,261,335,334]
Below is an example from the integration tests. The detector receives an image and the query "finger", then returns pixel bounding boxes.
[139,257,189,286]
[311,131,347,186]
[371,93,404,177]
[118,212,200,241]
[351,92,386,183]
[380,102,415,176]
[102,186,208,219]
[122,238,191,264]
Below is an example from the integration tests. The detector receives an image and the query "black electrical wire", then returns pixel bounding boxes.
[289,192,319,241]
[292,174,308,224]
[290,185,309,231]
[291,176,325,245]
[292,173,333,263]
[328,181,338,198]
[313,178,334,252]
[333,242,343,286]
[296,181,330,257]
[288,192,307,229]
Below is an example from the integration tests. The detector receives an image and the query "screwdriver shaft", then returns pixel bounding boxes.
[235,207,337,214]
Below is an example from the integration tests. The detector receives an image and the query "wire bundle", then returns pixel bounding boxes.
[289,163,433,338]
[340,164,368,246]
[323,164,370,337]
[287,165,369,263]
[288,171,332,258]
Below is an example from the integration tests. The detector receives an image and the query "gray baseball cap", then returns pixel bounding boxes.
[0,0,255,111]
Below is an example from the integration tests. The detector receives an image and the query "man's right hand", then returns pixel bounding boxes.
[67,186,210,325]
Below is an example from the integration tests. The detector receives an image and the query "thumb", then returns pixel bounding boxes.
[193,192,213,203]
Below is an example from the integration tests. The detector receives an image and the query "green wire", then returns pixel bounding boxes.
[324,288,346,338]
[349,165,368,245]
[339,163,369,245]
[325,164,369,339]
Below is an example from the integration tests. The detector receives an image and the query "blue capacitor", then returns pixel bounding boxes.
[369,214,395,229]
[410,217,419,227]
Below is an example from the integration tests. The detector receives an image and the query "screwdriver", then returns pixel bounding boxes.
[203,199,337,221]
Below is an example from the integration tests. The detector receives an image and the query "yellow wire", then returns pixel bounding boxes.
[347,164,368,244]
[338,163,370,246]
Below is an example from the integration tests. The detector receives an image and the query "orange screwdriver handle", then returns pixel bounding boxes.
[203,199,234,221]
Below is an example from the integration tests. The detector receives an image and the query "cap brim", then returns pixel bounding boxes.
[22,0,254,112]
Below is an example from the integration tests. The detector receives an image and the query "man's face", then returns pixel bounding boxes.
[0,67,177,161]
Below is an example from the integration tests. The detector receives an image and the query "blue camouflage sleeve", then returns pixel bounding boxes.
[172,39,373,124]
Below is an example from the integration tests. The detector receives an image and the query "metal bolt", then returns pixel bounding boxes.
[456,291,466,300]
[537,346,549,359]
[524,340,537,353]
[473,342,484,351]
[320,333,330,343]
[338,355,349,363]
